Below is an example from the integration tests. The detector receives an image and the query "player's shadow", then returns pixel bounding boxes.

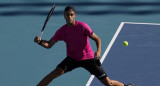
[1,2,160,16]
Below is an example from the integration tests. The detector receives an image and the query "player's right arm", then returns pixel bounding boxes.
[34,36,57,49]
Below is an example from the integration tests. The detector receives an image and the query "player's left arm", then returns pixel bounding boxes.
[90,33,101,59]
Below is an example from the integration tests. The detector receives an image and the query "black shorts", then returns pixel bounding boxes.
[57,56,107,80]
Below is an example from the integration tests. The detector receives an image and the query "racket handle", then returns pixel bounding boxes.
[38,32,43,38]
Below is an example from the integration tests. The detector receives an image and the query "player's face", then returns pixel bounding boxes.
[64,10,76,25]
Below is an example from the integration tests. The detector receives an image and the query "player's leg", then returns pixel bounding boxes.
[100,76,124,86]
[37,56,79,86]
[82,58,125,86]
[101,77,134,86]
[37,67,65,86]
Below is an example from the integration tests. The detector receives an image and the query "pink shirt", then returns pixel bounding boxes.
[52,21,94,61]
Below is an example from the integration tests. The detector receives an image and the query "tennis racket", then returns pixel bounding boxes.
[38,4,56,38]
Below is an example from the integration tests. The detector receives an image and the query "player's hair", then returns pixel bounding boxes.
[64,6,76,13]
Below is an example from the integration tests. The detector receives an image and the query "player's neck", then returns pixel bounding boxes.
[66,20,76,27]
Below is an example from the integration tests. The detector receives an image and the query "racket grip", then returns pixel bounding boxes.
[38,32,43,38]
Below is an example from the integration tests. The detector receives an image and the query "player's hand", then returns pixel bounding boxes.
[94,51,101,59]
[34,36,41,43]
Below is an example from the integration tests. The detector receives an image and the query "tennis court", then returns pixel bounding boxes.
[1,0,160,86]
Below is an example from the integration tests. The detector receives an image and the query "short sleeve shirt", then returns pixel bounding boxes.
[52,21,94,61]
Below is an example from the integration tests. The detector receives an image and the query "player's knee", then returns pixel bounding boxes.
[100,77,114,86]
[107,79,117,86]
[56,67,65,74]
[108,81,114,86]
[51,67,64,76]
[104,80,114,86]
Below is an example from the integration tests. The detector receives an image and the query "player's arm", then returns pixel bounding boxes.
[90,33,101,59]
[34,36,57,49]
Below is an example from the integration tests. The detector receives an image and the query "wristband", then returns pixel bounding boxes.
[38,40,43,45]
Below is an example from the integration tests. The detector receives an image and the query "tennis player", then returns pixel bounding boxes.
[34,6,133,86]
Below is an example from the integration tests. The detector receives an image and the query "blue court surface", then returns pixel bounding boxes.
[1,0,160,86]
[87,22,160,86]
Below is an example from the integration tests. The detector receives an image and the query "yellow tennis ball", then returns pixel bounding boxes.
[123,41,128,46]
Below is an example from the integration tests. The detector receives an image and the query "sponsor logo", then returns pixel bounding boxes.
[98,74,106,79]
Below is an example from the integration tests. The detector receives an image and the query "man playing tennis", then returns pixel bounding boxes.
[34,6,133,86]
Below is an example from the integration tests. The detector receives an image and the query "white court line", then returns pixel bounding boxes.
[86,22,160,86]
[123,22,160,25]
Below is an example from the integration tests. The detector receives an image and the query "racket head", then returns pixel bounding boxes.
[39,4,56,38]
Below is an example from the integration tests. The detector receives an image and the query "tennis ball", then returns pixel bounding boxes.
[123,41,128,46]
